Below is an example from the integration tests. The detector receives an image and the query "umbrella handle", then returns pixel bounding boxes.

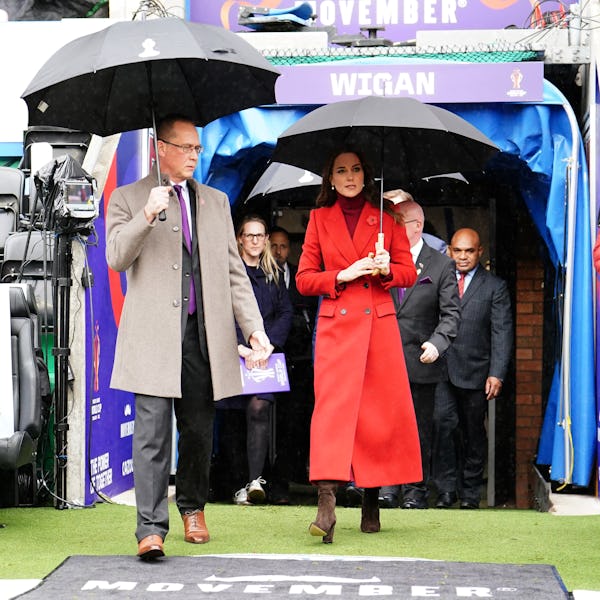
[157,163,167,222]
[152,108,167,222]
[158,174,171,221]
[371,232,385,276]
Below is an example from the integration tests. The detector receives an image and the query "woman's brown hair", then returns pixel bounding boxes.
[314,147,398,221]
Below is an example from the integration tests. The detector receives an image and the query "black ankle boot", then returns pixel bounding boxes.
[361,487,381,533]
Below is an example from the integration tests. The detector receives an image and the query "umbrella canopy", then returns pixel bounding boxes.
[245,162,322,206]
[421,172,469,184]
[271,96,498,188]
[21,18,280,136]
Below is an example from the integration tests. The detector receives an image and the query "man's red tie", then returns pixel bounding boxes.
[458,272,466,298]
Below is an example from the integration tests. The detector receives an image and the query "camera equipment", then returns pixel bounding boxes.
[34,154,97,234]
[30,154,98,508]
[59,179,96,220]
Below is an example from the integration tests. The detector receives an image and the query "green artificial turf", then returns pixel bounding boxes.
[1,502,599,592]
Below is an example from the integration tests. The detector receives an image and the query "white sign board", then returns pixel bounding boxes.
[0,18,118,146]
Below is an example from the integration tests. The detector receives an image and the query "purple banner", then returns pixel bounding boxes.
[84,131,145,505]
[596,232,600,497]
[275,61,543,103]
[240,353,290,394]
[188,0,574,40]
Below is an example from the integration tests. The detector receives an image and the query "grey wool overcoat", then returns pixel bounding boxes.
[105,171,264,400]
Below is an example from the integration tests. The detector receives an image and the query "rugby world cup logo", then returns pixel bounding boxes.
[507,68,527,98]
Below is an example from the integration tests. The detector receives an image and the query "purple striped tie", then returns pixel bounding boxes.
[173,185,196,315]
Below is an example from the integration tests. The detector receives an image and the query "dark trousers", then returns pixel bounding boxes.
[401,381,436,502]
[380,382,436,503]
[433,380,487,503]
[133,313,213,542]
[269,359,313,489]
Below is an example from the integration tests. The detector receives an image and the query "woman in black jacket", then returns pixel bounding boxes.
[228,215,292,505]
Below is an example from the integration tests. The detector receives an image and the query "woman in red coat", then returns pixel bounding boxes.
[296,148,422,543]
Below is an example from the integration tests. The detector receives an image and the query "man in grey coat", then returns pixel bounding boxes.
[106,116,271,559]
[379,198,461,509]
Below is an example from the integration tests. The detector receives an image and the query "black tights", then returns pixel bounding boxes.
[246,396,270,481]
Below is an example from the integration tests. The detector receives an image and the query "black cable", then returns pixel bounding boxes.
[132,0,171,20]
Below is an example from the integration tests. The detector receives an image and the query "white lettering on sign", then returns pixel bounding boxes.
[81,581,136,591]
[289,584,343,594]
[358,0,371,24]
[89,452,112,492]
[147,583,184,591]
[412,585,441,597]
[378,0,398,25]
[197,583,233,592]
[120,420,134,438]
[456,588,493,597]
[330,71,435,97]
[122,458,133,476]
[358,585,393,595]
[339,0,353,25]
[90,469,113,493]
[297,0,457,27]
[90,452,110,475]
[91,398,102,421]
[77,579,528,595]
[244,584,275,593]
[320,0,336,25]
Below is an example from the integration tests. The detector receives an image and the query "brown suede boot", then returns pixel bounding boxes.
[361,487,381,533]
[309,481,338,543]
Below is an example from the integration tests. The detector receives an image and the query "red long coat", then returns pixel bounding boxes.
[296,201,423,488]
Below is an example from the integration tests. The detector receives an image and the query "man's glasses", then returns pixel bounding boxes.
[159,139,203,155]
[242,233,266,241]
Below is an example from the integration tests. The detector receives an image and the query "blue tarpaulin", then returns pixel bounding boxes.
[197,79,595,487]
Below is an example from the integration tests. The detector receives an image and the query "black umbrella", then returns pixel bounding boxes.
[271,96,498,187]
[21,18,279,137]
[22,18,279,220]
[271,96,498,250]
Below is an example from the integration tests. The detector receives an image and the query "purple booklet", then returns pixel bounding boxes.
[240,352,290,394]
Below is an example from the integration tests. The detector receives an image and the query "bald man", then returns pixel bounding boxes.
[383,189,447,253]
[379,199,461,510]
[432,228,512,509]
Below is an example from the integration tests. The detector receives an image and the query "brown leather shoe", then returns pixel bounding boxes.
[137,534,164,560]
[182,510,210,544]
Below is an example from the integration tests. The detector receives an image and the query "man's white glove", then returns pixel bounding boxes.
[419,341,439,363]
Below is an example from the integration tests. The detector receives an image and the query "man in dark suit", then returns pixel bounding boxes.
[432,228,513,509]
[270,226,317,349]
[379,199,461,509]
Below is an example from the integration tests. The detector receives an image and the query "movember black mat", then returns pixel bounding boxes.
[20,554,569,599]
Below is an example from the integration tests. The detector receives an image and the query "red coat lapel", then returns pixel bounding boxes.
[322,203,360,265]
[353,202,381,257]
